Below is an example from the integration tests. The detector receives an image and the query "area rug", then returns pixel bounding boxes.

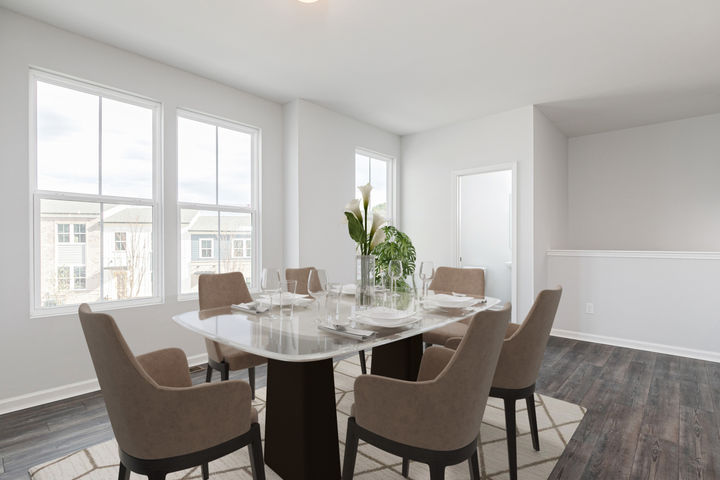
[29,356,585,479]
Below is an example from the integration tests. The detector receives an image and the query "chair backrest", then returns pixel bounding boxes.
[285,266,318,295]
[198,272,253,362]
[429,304,510,450]
[492,286,562,390]
[429,266,485,297]
[78,304,158,458]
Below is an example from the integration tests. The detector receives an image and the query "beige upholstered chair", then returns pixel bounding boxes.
[285,266,318,297]
[446,286,562,480]
[422,267,485,347]
[78,304,265,480]
[198,272,266,398]
[342,305,511,480]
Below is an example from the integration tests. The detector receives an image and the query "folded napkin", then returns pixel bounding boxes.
[230,302,269,314]
[318,324,376,340]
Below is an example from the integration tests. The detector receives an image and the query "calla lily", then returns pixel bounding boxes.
[344,198,363,222]
[370,228,386,250]
[369,212,386,237]
[358,183,372,210]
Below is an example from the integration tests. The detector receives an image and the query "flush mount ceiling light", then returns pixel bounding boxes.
[297,0,319,3]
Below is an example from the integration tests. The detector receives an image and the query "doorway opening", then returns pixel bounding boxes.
[454,164,517,321]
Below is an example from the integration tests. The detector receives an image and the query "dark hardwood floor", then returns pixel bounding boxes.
[1,337,719,479]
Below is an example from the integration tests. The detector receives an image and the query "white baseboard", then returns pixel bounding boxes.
[0,352,209,416]
[551,328,720,364]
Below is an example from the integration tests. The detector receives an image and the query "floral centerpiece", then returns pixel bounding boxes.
[344,183,386,305]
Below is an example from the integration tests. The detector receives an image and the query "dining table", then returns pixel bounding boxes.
[173,292,500,480]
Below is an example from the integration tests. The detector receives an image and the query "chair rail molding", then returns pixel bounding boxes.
[547,249,720,260]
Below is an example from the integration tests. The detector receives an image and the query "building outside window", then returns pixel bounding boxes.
[31,70,160,313]
[178,110,259,293]
[114,232,127,251]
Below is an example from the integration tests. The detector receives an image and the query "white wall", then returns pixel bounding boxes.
[286,99,400,283]
[532,107,568,292]
[548,251,720,361]
[401,107,536,318]
[0,9,285,408]
[568,113,720,251]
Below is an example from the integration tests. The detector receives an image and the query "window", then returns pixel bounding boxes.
[74,224,86,243]
[355,149,394,220]
[31,70,160,313]
[200,238,214,258]
[178,110,259,294]
[57,224,70,243]
[73,266,87,290]
[232,238,251,258]
[114,232,127,251]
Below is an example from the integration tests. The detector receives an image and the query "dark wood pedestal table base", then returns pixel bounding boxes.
[371,334,424,381]
[264,358,341,480]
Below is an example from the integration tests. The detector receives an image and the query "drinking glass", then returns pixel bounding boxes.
[260,268,281,312]
[279,279,297,318]
[327,282,344,325]
[307,269,328,323]
[418,261,435,300]
[388,260,403,298]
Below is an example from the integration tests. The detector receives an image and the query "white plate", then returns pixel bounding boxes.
[422,294,478,309]
[356,314,420,328]
[255,293,314,307]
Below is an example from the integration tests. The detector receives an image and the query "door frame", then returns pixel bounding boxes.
[452,163,518,323]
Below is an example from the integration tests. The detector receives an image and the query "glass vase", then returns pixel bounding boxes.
[355,254,376,307]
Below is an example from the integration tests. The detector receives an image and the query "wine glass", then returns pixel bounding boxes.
[418,261,435,300]
[261,268,281,312]
[307,269,328,323]
[388,260,403,299]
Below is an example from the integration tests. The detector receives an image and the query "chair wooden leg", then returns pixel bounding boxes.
[220,363,230,381]
[205,365,213,383]
[249,366,256,399]
[201,462,209,480]
[503,397,518,480]
[342,419,359,480]
[117,462,130,480]
[248,423,266,480]
[401,457,409,477]
[429,464,445,480]
[526,394,540,451]
[359,350,367,375]
[468,449,480,480]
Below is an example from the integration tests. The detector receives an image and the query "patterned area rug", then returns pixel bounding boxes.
[29,356,585,479]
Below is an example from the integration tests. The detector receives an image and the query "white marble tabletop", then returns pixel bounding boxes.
[173,293,501,362]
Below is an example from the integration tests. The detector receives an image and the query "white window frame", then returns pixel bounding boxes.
[355,147,396,223]
[176,109,261,299]
[200,238,214,259]
[29,69,164,317]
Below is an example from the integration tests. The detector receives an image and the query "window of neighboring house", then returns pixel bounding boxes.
[178,110,259,294]
[57,224,70,243]
[200,238,214,258]
[115,232,127,251]
[73,266,87,290]
[355,149,394,221]
[231,238,251,258]
[32,70,160,314]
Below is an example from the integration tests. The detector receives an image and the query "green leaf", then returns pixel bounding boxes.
[345,212,366,244]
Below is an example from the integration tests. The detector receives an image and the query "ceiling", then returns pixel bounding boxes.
[2,0,719,136]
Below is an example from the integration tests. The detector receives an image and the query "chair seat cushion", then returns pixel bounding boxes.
[220,345,266,371]
[422,321,468,346]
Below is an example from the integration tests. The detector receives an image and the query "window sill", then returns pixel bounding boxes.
[30,296,164,319]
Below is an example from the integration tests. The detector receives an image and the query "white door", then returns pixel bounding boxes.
[457,168,514,304]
